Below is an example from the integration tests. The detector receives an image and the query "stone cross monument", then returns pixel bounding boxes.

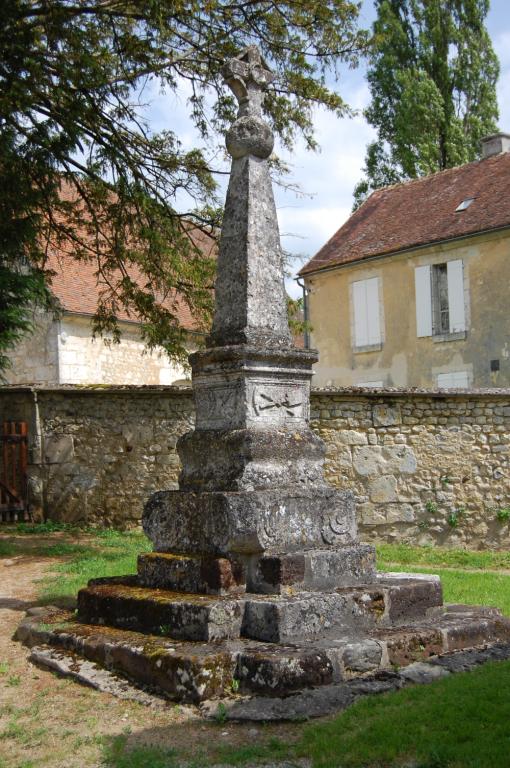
[141,45,376,595]
[28,46,508,707]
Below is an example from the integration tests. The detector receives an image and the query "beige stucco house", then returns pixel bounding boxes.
[299,133,510,389]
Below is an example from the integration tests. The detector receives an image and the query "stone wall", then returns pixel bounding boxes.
[312,389,510,549]
[0,386,193,527]
[1,386,509,548]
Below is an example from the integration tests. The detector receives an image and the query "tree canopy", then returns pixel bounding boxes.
[353,0,500,209]
[0,0,367,372]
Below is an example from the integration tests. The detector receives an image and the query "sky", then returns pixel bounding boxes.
[146,0,510,299]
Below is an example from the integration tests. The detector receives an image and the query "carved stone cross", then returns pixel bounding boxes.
[222,45,275,117]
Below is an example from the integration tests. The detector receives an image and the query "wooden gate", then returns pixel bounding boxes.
[0,421,30,523]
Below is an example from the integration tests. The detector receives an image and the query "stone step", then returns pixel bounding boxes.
[247,545,376,594]
[77,573,444,644]
[16,604,510,704]
[77,581,245,641]
[138,544,377,596]
[137,552,246,596]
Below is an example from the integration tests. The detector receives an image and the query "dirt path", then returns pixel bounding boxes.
[0,544,300,768]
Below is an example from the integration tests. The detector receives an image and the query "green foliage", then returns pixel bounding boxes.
[425,500,438,514]
[496,508,510,523]
[214,702,228,724]
[354,0,499,208]
[447,507,465,528]
[16,520,74,534]
[0,0,367,370]
[376,542,510,571]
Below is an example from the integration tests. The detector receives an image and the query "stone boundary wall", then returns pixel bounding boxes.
[311,388,510,550]
[1,385,509,548]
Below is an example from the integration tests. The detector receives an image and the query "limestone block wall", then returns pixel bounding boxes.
[312,389,510,549]
[1,386,509,548]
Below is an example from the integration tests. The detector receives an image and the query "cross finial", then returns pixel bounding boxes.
[223,45,274,117]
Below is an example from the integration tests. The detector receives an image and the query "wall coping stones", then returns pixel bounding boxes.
[3,383,510,398]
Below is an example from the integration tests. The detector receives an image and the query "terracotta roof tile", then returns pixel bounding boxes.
[299,152,510,276]
[44,184,216,332]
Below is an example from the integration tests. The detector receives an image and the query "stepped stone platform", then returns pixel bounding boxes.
[17,593,510,705]
[16,47,510,717]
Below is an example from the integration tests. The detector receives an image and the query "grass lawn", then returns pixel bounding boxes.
[2,528,510,767]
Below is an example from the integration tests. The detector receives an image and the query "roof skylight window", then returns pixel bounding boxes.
[455,197,475,212]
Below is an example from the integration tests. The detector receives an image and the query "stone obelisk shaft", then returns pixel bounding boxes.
[208,46,291,349]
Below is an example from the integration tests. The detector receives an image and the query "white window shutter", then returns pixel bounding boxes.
[353,280,368,347]
[447,259,466,332]
[414,265,432,337]
[366,277,382,344]
[437,371,468,389]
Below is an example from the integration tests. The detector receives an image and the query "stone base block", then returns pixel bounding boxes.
[248,545,376,594]
[138,552,246,595]
[143,486,357,556]
[241,575,442,643]
[78,573,443,645]
[178,427,326,492]
[77,581,244,641]
[17,603,510,704]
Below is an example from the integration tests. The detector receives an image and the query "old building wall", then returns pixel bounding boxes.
[57,316,190,385]
[306,230,510,388]
[5,314,191,386]
[4,311,59,386]
[1,386,508,548]
[0,386,194,528]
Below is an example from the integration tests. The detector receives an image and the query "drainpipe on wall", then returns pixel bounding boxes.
[296,276,310,349]
[30,388,45,521]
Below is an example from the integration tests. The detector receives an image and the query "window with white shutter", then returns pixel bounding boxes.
[352,277,382,349]
[414,260,466,337]
[437,371,469,388]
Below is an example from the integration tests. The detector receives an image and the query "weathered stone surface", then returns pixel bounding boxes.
[177,425,325,492]
[248,545,376,594]
[44,434,74,464]
[369,475,398,503]
[236,648,334,694]
[372,404,402,427]
[29,646,170,707]
[137,552,246,595]
[143,487,357,556]
[399,661,450,684]
[208,47,290,350]
[77,580,245,641]
[18,605,510,707]
[341,640,383,674]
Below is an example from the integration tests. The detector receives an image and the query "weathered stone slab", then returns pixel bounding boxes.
[138,552,246,595]
[143,487,357,556]
[77,580,244,641]
[177,424,325,492]
[18,604,510,706]
[247,545,376,594]
[236,647,334,695]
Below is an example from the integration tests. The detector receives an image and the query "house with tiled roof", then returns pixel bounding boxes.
[299,133,510,389]
[6,229,216,387]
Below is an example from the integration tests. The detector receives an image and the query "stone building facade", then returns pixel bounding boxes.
[1,385,509,549]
